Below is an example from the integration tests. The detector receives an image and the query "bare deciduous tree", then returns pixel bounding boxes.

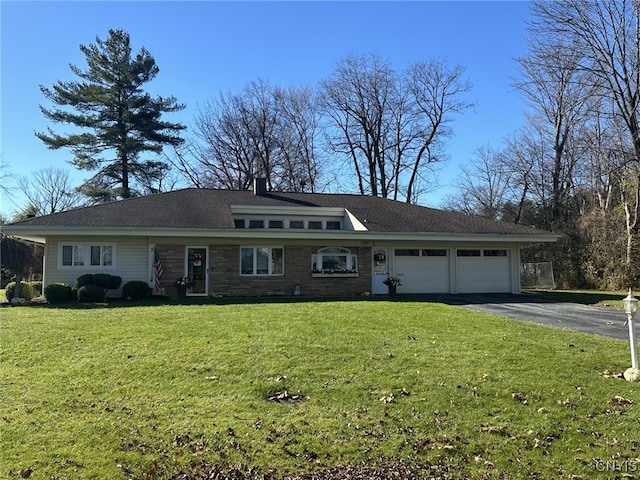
[18,168,83,215]
[404,60,473,203]
[321,54,397,198]
[532,0,640,269]
[514,31,594,225]
[445,145,512,220]
[321,53,472,203]
[190,79,322,193]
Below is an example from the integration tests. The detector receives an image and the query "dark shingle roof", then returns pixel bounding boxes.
[6,188,554,236]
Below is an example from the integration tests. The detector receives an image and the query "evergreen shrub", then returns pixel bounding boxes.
[75,274,94,289]
[77,284,105,303]
[43,283,74,304]
[110,275,122,290]
[29,281,43,296]
[92,273,114,289]
[5,282,34,302]
[122,281,150,300]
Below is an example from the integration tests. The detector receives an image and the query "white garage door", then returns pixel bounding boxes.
[394,248,450,293]
[456,249,511,293]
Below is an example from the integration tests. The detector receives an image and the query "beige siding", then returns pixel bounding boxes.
[44,237,149,298]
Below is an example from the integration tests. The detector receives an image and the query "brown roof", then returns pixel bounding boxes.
[6,188,555,237]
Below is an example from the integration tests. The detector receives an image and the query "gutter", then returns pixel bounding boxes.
[1,225,562,245]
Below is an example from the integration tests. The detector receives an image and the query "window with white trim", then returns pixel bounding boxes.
[312,247,358,274]
[240,247,284,275]
[60,243,115,268]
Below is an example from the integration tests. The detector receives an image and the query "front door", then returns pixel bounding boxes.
[186,246,208,295]
[371,248,389,295]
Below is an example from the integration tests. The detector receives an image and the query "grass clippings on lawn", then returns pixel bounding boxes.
[1,299,639,479]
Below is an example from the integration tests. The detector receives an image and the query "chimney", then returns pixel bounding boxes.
[253,177,267,196]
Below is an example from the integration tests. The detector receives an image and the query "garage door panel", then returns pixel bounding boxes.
[457,254,511,293]
[395,256,450,293]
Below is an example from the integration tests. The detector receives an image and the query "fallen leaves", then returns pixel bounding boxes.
[558,398,573,408]
[266,391,309,404]
[19,467,33,478]
[512,392,528,405]
[608,395,633,406]
[479,424,508,436]
[379,394,394,404]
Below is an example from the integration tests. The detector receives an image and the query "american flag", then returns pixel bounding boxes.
[153,248,164,290]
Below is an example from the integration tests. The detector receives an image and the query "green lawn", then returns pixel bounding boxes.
[1,299,639,479]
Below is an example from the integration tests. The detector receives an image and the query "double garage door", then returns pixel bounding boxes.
[394,248,512,294]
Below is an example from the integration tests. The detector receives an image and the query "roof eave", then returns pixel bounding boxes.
[0,225,561,244]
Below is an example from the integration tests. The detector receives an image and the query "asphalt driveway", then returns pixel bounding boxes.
[411,293,633,341]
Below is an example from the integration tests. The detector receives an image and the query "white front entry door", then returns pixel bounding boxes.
[371,248,389,294]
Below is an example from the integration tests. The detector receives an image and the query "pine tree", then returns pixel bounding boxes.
[36,29,185,201]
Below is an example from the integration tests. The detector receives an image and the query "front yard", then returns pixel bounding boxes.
[1,299,638,479]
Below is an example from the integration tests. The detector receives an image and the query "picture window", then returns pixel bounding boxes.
[240,247,284,276]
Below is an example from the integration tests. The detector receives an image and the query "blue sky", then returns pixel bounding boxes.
[0,1,532,218]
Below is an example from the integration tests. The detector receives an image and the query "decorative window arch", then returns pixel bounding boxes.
[312,247,358,274]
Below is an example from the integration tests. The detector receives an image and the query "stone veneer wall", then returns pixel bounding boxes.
[155,244,189,297]
[158,244,372,297]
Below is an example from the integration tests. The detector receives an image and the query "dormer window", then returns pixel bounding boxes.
[248,219,264,229]
[289,220,304,229]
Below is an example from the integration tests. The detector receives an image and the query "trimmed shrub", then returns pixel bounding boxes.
[29,281,43,296]
[110,275,122,290]
[92,274,115,289]
[5,281,34,301]
[44,283,74,304]
[77,284,105,303]
[122,281,151,300]
[75,274,94,289]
